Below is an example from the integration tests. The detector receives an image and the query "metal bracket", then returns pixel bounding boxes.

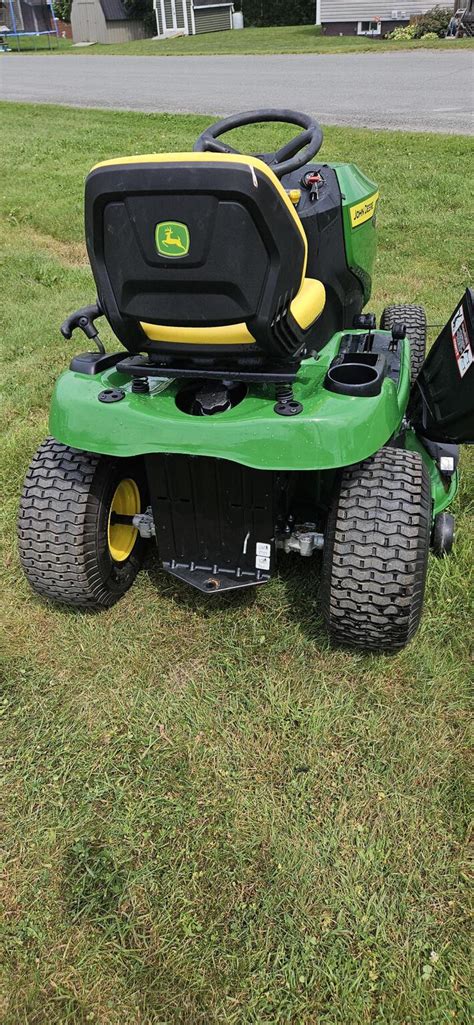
[276,522,324,557]
[132,507,156,539]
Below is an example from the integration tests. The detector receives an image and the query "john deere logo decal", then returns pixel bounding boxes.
[155,221,190,258]
[349,192,379,229]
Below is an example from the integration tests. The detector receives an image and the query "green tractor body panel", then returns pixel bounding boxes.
[405,430,459,518]
[332,163,379,304]
[50,331,410,472]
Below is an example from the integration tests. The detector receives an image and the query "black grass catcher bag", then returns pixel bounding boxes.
[409,288,474,444]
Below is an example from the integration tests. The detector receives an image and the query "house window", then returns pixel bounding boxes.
[357,20,382,34]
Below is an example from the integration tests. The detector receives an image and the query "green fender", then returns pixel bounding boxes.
[405,429,459,520]
[49,332,411,472]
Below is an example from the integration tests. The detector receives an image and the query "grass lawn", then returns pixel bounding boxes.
[1,102,472,1024]
[4,24,474,55]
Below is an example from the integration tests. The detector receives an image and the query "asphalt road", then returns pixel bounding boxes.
[1,51,473,133]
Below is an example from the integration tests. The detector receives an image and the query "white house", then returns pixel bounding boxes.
[154,0,234,38]
[317,0,440,36]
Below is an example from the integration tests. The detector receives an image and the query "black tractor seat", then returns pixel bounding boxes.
[85,152,326,373]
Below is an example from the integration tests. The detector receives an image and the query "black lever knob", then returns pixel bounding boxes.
[353,313,377,331]
[389,322,406,351]
[60,302,105,354]
[60,303,103,341]
[391,322,407,341]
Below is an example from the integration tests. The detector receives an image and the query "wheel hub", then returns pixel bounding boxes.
[107,478,140,562]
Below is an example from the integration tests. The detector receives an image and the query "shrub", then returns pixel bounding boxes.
[412,6,452,37]
[388,7,451,40]
[53,0,71,22]
[388,23,417,39]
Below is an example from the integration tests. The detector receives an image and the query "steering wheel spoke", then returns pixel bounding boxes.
[193,109,323,179]
[272,129,313,165]
[203,137,240,156]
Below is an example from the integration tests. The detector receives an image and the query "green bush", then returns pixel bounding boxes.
[53,0,71,22]
[388,7,451,39]
[388,23,417,39]
[411,6,452,37]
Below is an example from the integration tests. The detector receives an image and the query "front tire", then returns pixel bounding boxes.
[321,449,431,653]
[380,304,427,381]
[18,438,147,609]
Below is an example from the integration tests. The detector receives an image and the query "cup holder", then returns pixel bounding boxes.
[325,353,386,397]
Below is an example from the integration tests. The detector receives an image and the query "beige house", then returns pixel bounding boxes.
[71,0,148,44]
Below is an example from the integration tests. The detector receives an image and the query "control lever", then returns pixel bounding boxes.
[389,322,406,352]
[353,312,377,352]
[301,170,324,202]
[60,302,105,354]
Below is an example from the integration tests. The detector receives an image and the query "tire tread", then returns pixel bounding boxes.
[18,438,142,608]
[321,448,431,652]
[381,304,427,381]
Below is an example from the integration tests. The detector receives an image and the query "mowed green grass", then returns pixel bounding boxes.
[5,24,474,55]
[1,103,473,1025]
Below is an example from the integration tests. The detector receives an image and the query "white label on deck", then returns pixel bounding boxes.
[256,542,271,557]
[255,542,271,571]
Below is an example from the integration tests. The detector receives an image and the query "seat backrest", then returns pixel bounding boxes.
[85,153,308,361]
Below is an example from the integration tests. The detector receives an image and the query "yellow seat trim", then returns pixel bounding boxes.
[92,151,308,279]
[290,278,326,331]
[141,278,325,346]
[140,321,255,346]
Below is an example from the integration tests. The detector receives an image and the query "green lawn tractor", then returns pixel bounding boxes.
[18,110,474,651]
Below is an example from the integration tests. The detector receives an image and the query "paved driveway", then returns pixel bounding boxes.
[1,51,473,133]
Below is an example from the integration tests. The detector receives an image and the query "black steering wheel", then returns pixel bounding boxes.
[193,109,323,180]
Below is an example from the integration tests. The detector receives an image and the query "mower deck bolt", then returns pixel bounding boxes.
[274,398,303,416]
[98,388,125,403]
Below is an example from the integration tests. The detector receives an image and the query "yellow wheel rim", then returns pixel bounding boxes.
[107,478,141,563]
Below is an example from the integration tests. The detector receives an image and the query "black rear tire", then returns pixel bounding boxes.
[321,448,431,652]
[380,304,427,381]
[432,511,455,557]
[18,437,147,609]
